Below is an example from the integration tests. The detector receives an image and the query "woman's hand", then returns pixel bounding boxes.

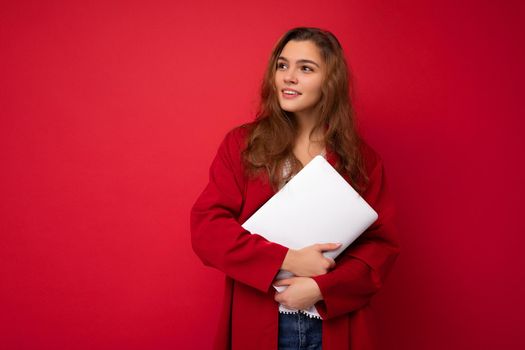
[273,277,323,310]
[281,243,341,277]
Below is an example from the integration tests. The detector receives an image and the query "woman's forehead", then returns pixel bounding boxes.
[279,40,323,65]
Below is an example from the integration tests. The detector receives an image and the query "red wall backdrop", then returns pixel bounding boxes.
[2,1,524,349]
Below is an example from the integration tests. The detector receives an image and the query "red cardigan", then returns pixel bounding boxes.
[190,123,401,350]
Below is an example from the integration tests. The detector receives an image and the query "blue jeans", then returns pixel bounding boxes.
[278,312,322,350]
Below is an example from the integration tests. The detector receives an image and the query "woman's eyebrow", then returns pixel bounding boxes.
[277,56,320,68]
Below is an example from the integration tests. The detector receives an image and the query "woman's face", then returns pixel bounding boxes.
[274,40,325,120]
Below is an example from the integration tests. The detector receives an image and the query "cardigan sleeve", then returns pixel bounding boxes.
[190,128,289,294]
[311,148,401,320]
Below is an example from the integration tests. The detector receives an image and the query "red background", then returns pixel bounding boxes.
[2,1,524,349]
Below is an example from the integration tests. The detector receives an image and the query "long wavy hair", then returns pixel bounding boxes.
[241,27,369,194]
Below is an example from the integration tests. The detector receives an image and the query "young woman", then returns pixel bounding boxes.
[190,27,400,350]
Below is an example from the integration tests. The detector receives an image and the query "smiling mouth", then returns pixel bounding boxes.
[282,89,301,96]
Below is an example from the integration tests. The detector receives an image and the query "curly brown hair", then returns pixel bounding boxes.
[241,26,369,194]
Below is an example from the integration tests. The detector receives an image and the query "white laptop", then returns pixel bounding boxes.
[241,155,378,318]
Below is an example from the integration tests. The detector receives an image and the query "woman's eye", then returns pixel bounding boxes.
[276,63,313,72]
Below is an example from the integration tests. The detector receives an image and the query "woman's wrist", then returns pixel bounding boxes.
[281,248,297,274]
[309,278,323,301]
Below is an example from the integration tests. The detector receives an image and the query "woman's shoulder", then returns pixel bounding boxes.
[213,122,256,166]
[221,121,255,151]
[225,121,255,139]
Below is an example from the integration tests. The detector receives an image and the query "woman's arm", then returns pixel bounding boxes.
[190,128,289,293]
[309,151,401,320]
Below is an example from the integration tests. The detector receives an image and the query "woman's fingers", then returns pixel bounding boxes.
[326,257,336,269]
[274,278,293,286]
[315,242,342,252]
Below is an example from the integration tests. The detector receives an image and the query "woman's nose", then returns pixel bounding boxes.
[284,69,298,84]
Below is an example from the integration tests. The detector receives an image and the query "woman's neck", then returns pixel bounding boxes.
[294,117,325,144]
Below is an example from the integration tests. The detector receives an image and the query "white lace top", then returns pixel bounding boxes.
[278,148,327,189]
[277,149,327,319]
